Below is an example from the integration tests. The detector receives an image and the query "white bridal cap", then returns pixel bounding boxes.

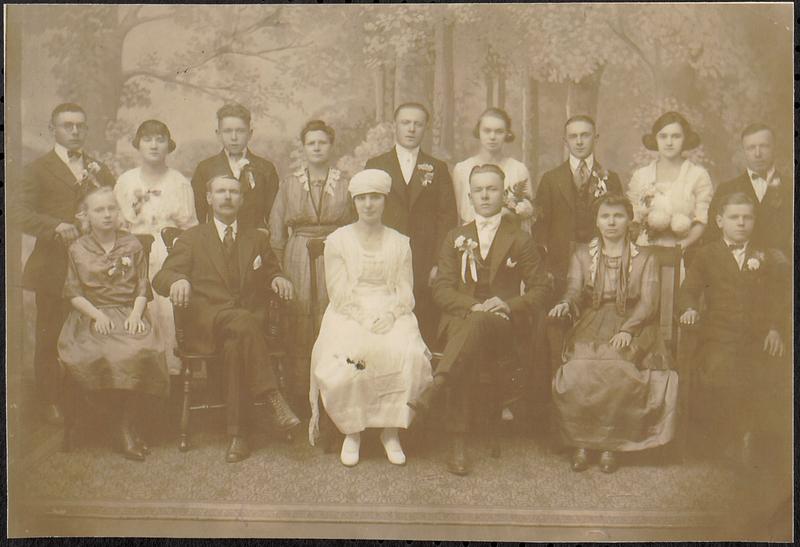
[348,169,392,197]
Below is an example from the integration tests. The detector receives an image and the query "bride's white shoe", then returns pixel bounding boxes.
[340,433,360,467]
[380,428,406,466]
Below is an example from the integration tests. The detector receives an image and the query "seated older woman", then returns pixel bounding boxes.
[548,194,678,473]
[308,169,432,467]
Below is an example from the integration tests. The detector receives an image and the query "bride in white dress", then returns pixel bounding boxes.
[308,169,432,467]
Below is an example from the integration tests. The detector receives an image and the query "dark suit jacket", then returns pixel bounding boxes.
[190,150,279,230]
[18,150,115,295]
[533,160,622,284]
[365,148,457,290]
[152,222,284,354]
[704,171,792,257]
[679,239,789,345]
[433,217,550,343]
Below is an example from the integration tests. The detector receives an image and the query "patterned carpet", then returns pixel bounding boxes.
[9,370,792,540]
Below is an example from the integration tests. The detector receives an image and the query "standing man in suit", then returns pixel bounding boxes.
[409,165,549,475]
[365,102,457,345]
[680,192,790,468]
[531,115,623,427]
[153,175,300,463]
[534,115,623,296]
[190,103,280,230]
[18,102,116,424]
[705,123,792,257]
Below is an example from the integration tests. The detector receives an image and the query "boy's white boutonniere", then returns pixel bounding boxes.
[418,163,434,187]
[454,234,479,283]
[505,257,517,269]
[745,251,764,271]
[252,255,263,270]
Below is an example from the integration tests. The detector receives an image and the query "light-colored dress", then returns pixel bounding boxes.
[268,167,353,401]
[308,225,432,444]
[114,167,198,374]
[552,241,678,451]
[58,232,168,397]
[627,159,713,247]
[452,155,533,232]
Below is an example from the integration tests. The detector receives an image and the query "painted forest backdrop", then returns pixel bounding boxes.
[12,3,793,190]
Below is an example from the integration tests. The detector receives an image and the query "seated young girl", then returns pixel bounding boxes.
[58,185,168,461]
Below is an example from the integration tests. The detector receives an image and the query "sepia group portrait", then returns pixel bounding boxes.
[5,2,793,541]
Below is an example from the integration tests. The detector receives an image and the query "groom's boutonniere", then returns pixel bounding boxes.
[591,168,609,198]
[418,163,434,187]
[454,235,479,283]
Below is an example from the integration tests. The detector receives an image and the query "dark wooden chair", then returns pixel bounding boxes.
[546,245,688,459]
[160,227,290,452]
[62,233,155,452]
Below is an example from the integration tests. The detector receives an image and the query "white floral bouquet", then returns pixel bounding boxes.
[503,180,535,220]
[637,187,692,239]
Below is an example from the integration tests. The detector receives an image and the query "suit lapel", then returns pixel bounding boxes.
[714,240,742,275]
[236,229,257,293]
[555,162,576,212]
[215,150,235,178]
[488,217,516,284]
[407,151,428,210]
[202,223,233,291]
[43,151,80,189]
[387,149,409,205]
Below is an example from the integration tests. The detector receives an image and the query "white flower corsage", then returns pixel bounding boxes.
[745,251,764,271]
[418,163,434,187]
[454,235,479,283]
[505,257,517,269]
[591,169,609,198]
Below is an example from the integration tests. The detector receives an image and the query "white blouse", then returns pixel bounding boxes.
[452,155,532,225]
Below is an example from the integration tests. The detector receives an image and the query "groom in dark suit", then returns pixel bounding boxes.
[17,102,115,424]
[190,103,280,230]
[152,175,300,463]
[704,123,792,258]
[365,102,457,344]
[410,164,549,475]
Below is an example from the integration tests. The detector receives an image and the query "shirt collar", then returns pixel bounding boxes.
[474,211,503,229]
[395,144,420,161]
[212,216,238,242]
[747,166,775,183]
[54,142,82,165]
[722,237,748,251]
[225,148,248,164]
[569,154,594,173]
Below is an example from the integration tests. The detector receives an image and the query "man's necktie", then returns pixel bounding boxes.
[223,225,235,256]
[67,149,82,160]
[575,160,589,189]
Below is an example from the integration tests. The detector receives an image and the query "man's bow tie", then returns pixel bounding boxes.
[67,149,82,160]
[727,242,745,251]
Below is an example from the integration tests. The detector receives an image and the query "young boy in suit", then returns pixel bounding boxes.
[679,192,789,467]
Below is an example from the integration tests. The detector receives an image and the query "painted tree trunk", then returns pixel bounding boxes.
[497,71,507,110]
[432,18,455,159]
[485,73,495,108]
[384,59,396,122]
[373,64,385,123]
[522,73,540,185]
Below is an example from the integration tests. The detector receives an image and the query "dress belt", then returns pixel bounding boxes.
[290,224,339,237]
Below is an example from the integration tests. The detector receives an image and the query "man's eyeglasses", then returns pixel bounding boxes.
[56,122,88,132]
